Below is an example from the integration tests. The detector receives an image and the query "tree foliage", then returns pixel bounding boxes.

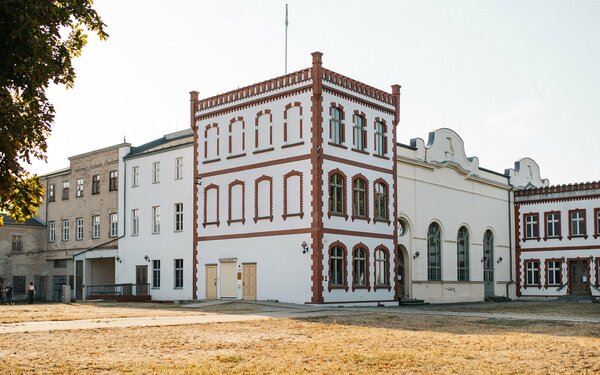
[0,0,107,225]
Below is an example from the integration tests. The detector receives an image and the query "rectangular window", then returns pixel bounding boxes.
[61,219,69,241]
[48,221,56,242]
[76,178,84,197]
[131,209,139,236]
[62,180,70,200]
[13,276,26,294]
[526,260,540,287]
[76,218,84,240]
[174,259,183,289]
[152,206,160,234]
[152,162,160,184]
[48,183,55,202]
[570,209,586,237]
[524,213,539,240]
[353,114,366,151]
[330,107,343,144]
[132,166,139,187]
[109,213,118,237]
[596,208,600,238]
[175,157,183,180]
[174,203,183,232]
[54,259,67,268]
[92,215,100,239]
[375,120,387,156]
[546,260,561,286]
[109,170,118,191]
[92,174,100,194]
[152,260,161,288]
[545,212,561,239]
[11,235,23,252]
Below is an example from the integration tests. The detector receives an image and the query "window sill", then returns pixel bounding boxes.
[373,154,389,160]
[282,213,304,220]
[568,234,588,240]
[351,215,371,224]
[173,287,183,290]
[351,148,369,155]
[151,232,161,235]
[253,147,275,155]
[328,285,349,292]
[373,284,392,291]
[328,212,348,220]
[522,237,541,242]
[227,153,246,160]
[227,219,246,225]
[328,142,347,149]
[543,236,563,241]
[203,158,221,164]
[253,216,274,223]
[373,218,391,225]
[352,285,371,291]
[202,221,220,228]
[282,141,304,149]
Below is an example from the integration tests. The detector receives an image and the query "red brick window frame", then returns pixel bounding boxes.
[523,213,540,242]
[328,241,348,292]
[228,116,245,157]
[568,209,587,239]
[373,117,388,158]
[544,258,563,288]
[328,169,348,220]
[282,170,303,220]
[254,109,273,152]
[351,243,370,291]
[373,178,390,224]
[203,123,220,161]
[524,259,541,289]
[543,210,562,241]
[329,102,345,147]
[283,102,303,146]
[594,208,600,239]
[227,180,245,225]
[352,111,368,154]
[374,245,391,291]
[595,257,600,287]
[254,175,273,223]
[351,174,370,223]
[203,183,220,228]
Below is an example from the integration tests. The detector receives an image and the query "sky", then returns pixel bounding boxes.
[28,0,600,185]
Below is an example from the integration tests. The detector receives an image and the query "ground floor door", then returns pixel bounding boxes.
[75,260,83,300]
[569,260,590,295]
[34,276,47,301]
[397,246,405,299]
[52,275,67,301]
[483,254,494,298]
[205,265,217,299]
[136,265,148,296]
[220,262,237,298]
[242,264,256,301]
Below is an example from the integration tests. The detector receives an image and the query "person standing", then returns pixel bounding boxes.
[27,281,35,304]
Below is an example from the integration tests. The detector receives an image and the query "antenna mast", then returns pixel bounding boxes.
[285,4,289,74]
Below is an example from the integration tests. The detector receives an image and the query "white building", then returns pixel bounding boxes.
[115,129,195,301]
[192,52,399,304]
[513,176,600,298]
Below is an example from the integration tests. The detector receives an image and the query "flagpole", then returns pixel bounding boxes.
[285,4,288,74]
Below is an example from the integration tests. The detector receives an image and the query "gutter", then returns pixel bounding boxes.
[506,186,514,298]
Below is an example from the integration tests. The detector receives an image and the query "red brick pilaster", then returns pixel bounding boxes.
[190,90,199,300]
[391,84,400,301]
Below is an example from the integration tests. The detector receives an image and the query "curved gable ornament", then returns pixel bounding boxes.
[506,157,549,189]
[425,128,479,176]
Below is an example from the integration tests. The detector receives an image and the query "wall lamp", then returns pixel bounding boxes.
[413,251,420,259]
[481,256,487,263]
[301,241,309,254]
[144,255,150,262]
[115,256,122,263]
[497,257,503,264]
[590,255,595,261]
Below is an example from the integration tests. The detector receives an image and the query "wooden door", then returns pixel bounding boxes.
[220,262,237,298]
[397,247,405,299]
[75,260,83,300]
[242,264,256,301]
[570,260,590,295]
[205,265,217,299]
[136,265,148,296]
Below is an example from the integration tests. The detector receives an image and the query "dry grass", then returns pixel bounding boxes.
[425,301,600,318]
[1,303,599,374]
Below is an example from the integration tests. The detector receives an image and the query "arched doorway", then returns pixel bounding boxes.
[397,245,409,300]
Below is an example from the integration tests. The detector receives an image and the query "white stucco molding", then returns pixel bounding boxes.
[423,128,479,176]
[505,157,549,189]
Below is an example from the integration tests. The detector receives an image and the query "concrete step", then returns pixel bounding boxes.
[485,296,512,302]
[399,298,429,306]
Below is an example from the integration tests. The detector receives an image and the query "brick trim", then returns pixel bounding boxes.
[228,116,245,154]
[322,68,394,105]
[198,227,311,241]
[329,102,345,144]
[283,170,304,220]
[328,241,348,292]
[351,174,370,223]
[202,184,220,228]
[351,243,371,291]
[203,123,219,159]
[522,212,541,242]
[254,175,273,223]
[543,210,562,241]
[515,181,600,197]
[373,178,390,224]
[373,245,392,291]
[568,208,587,240]
[322,154,393,175]
[283,102,303,143]
[327,168,348,220]
[200,154,310,178]
[227,180,245,225]
[391,84,400,301]
[255,109,273,149]
[543,257,563,288]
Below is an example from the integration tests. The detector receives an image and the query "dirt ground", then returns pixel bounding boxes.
[1,301,599,374]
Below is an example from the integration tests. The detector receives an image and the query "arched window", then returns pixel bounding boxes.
[353,247,367,287]
[427,223,442,281]
[228,180,244,225]
[254,176,273,222]
[352,177,367,218]
[229,117,245,155]
[374,181,388,221]
[329,173,345,215]
[483,230,494,282]
[375,248,389,287]
[283,171,303,219]
[284,102,302,144]
[353,112,366,151]
[330,246,346,287]
[255,110,272,150]
[457,226,470,281]
[330,106,344,145]
[203,184,219,227]
[204,123,219,160]
[374,119,387,156]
